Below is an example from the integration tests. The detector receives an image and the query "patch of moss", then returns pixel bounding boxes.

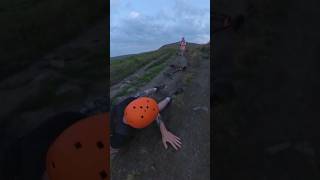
[183,72,194,84]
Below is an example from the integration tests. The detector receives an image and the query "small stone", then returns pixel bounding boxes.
[192,106,208,112]
[150,165,156,171]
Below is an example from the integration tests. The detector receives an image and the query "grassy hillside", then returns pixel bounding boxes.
[110,42,203,86]
[0,0,106,81]
[110,54,135,61]
[110,46,177,85]
[110,42,207,107]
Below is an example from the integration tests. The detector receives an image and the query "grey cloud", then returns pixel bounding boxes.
[111,0,210,56]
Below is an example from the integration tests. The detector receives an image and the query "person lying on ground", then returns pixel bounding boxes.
[3,97,109,180]
[4,86,182,179]
[110,85,183,158]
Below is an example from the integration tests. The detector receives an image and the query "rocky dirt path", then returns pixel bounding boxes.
[111,55,187,101]
[110,52,177,99]
[111,49,210,180]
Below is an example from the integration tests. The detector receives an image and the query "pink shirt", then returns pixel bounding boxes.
[180,40,186,50]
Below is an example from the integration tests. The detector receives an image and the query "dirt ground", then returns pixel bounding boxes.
[214,0,320,179]
[110,49,210,180]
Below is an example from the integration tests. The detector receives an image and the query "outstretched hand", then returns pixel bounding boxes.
[162,129,182,150]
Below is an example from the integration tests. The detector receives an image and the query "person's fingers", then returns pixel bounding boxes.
[169,132,181,141]
[168,136,182,149]
[169,141,178,150]
[175,138,182,145]
[174,140,182,149]
[171,134,181,141]
[174,136,181,141]
[163,140,168,149]
[172,139,181,147]
[171,137,181,146]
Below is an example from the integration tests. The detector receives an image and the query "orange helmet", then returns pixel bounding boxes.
[124,97,159,129]
[46,112,109,180]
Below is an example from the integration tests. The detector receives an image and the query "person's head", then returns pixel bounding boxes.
[123,97,159,129]
[45,113,109,180]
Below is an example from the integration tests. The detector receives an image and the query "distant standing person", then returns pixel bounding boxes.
[179,37,187,56]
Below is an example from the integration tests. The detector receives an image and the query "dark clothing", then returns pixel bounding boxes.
[110,97,138,149]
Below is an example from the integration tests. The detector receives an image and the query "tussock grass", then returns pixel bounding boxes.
[110,48,176,85]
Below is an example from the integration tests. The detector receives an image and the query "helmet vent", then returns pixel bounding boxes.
[140,106,143,109]
[100,170,108,179]
[74,142,82,149]
[133,106,136,109]
[96,141,104,149]
[141,115,144,119]
[146,106,149,109]
[52,162,55,168]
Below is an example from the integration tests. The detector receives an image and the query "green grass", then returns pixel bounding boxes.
[0,0,106,81]
[136,63,167,86]
[173,93,185,109]
[183,72,194,84]
[111,58,169,105]
[145,50,175,70]
[110,54,154,85]
[110,45,178,106]
[110,48,176,85]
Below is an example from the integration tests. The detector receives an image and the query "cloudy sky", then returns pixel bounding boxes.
[110,0,210,57]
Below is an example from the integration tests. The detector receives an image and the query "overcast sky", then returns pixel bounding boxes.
[110,0,210,57]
